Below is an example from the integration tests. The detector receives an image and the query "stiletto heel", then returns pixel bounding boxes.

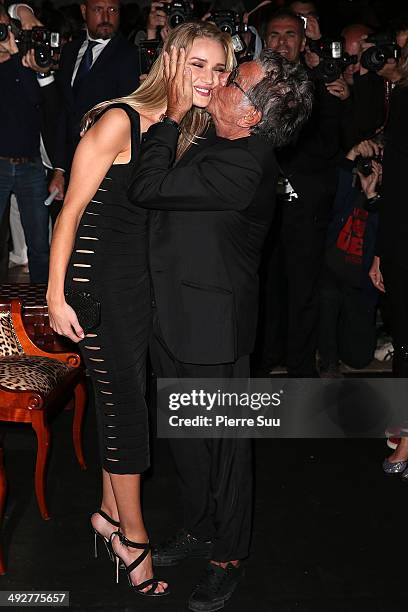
[111,531,170,597]
[91,509,120,563]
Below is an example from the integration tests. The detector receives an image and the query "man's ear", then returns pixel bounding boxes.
[238,107,262,129]
[80,4,87,21]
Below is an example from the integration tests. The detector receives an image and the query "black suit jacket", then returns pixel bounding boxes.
[341,72,386,152]
[129,124,278,364]
[376,85,408,265]
[55,33,141,170]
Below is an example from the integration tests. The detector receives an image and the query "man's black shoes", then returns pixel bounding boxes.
[152,528,213,566]
[188,562,244,612]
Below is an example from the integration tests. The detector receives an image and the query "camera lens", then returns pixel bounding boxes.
[361,47,386,71]
[219,21,233,35]
[315,58,343,83]
[169,12,185,28]
[0,23,8,42]
[34,44,51,68]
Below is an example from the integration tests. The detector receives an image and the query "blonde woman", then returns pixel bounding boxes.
[46,22,234,597]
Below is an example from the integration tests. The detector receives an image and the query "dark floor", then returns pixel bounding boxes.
[1,374,407,612]
[1,266,403,610]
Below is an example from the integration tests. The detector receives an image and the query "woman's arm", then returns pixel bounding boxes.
[46,108,130,342]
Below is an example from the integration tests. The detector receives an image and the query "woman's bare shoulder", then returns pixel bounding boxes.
[83,108,131,149]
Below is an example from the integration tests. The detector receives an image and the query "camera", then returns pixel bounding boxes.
[16,27,60,68]
[309,38,357,83]
[209,11,248,53]
[0,23,60,68]
[355,154,382,177]
[210,11,248,36]
[360,33,401,72]
[164,0,194,29]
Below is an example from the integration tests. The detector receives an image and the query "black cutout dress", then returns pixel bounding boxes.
[66,104,151,474]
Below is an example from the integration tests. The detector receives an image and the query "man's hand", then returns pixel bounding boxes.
[49,169,65,201]
[359,36,373,76]
[164,46,193,124]
[305,15,321,41]
[0,45,11,63]
[357,159,382,198]
[0,29,18,55]
[326,77,350,101]
[147,0,170,40]
[16,5,43,29]
[369,256,385,292]
[304,47,320,69]
[347,139,383,161]
[21,47,51,73]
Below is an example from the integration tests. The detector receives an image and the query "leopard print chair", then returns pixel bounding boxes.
[0,299,87,522]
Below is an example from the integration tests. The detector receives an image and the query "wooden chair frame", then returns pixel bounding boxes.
[0,300,87,521]
[0,440,5,575]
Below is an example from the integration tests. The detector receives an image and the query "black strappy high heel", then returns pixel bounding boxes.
[92,509,120,563]
[112,531,170,597]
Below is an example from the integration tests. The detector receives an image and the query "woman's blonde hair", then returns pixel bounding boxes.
[398,40,408,87]
[81,22,235,158]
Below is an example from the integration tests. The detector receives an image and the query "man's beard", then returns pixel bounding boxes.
[94,24,115,40]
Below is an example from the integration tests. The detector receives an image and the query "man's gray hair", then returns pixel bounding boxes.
[247,50,313,146]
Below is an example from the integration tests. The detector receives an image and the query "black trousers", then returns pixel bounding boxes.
[380,258,408,429]
[318,268,377,370]
[381,258,408,378]
[281,200,329,377]
[255,203,288,370]
[150,314,253,561]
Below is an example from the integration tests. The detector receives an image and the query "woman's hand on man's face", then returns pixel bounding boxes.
[163,46,193,124]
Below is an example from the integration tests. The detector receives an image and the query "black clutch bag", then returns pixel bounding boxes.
[64,288,101,333]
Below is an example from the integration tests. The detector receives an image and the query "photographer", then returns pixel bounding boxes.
[288,0,322,42]
[0,4,51,282]
[370,42,408,379]
[139,0,194,46]
[145,0,172,42]
[338,17,408,149]
[259,8,349,377]
[369,41,408,474]
[340,23,387,151]
[318,139,382,377]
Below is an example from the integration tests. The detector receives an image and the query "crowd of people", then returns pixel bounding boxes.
[1,0,408,610]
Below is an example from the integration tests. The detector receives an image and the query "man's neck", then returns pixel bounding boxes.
[87,31,114,43]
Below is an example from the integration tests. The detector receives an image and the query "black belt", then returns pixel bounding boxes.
[0,156,37,164]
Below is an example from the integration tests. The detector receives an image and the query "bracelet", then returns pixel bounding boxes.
[159,114,181,132]
[366,193,381,204]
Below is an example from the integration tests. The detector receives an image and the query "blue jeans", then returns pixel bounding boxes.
[0,158,49,283]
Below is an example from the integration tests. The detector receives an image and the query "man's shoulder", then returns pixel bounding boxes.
[109,33,140,59]
[202,134,275,166]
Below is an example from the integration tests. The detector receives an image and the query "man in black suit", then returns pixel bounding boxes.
[49,0,141,203]
[129,49,312,612]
